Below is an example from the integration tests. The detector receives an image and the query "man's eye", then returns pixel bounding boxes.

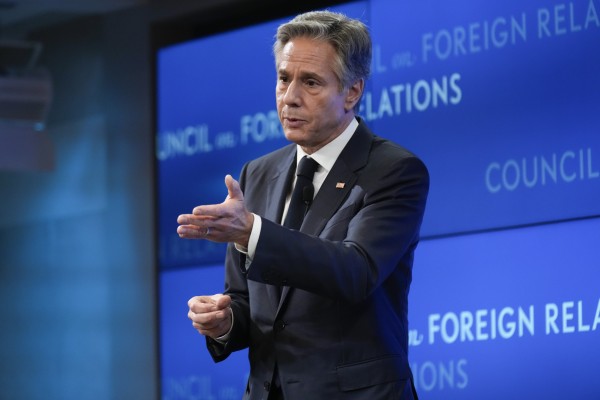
[279,76,288,83]
[306,80,318,87]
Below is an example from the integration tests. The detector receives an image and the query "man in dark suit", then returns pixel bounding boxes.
[177,10,428,400]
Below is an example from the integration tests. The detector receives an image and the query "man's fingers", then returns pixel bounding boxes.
[193,321,228,337]
[188,308,218,324]
[178,214,214,227]
[188,295,219,311]
[188,305,231,335]
[188,294,230,313]
[177,216,216,239]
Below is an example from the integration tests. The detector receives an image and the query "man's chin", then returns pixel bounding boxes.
[283,130,306,144]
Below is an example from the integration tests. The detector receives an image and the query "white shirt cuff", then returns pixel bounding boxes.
[234,213,261,262]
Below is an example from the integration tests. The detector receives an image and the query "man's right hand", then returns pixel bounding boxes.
[187,294,232,339]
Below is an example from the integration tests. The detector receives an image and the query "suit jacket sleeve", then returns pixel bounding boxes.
[248,142,429,304]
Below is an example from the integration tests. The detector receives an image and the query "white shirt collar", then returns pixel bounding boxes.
[295,117,359,173]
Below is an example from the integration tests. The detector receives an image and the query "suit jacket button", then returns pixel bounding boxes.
[275,320,286,332]
[263,381,271,391]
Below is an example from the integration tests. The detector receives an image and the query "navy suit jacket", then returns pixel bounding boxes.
[207,119,429,400]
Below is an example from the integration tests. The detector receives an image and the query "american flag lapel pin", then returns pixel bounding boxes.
[336,182,345,189]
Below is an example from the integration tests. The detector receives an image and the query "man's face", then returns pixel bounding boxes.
[276,37,362,154]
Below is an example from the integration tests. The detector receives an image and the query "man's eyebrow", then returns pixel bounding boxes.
[300,71,323,81]
[277,68,324,81]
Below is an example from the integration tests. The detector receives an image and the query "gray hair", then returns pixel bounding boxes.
[273,10,371,109]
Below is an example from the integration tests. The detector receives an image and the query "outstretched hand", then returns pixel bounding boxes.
[177,175,254,248]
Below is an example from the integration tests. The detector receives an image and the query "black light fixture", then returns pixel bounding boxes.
[0,38,42,72]
[0,39,52,127]
[0,38,54,171]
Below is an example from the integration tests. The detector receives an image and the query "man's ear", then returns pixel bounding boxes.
[344,78,364,112]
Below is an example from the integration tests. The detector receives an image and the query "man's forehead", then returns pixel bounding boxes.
[276,38,334,69]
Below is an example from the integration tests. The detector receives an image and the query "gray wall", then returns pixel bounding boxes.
[0,8,156,400]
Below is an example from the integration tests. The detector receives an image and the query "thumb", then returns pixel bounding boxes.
[225,175,243,201]
[216,294,232,309]
[210,294,231,310]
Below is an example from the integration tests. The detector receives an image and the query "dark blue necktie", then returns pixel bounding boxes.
[283,156,319,230]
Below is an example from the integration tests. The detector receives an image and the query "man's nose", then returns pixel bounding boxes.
[283,80,301,106]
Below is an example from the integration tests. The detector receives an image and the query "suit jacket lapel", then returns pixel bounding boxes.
[264,147,296,223]
[278,121,373,310]
[300,120,372,236]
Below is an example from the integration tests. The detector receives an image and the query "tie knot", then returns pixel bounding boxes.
[297,156,319,180]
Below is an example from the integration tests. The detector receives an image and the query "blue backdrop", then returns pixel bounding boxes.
[156,1,600,399]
